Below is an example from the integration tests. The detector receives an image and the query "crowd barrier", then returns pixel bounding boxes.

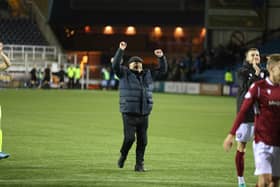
[153,81,238,97]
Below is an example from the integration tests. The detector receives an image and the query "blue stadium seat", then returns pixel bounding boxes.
[0,17,48,45]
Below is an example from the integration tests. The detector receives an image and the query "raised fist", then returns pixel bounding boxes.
[154,49,163,58]
[119,41,127,50]
[252,63,261,76]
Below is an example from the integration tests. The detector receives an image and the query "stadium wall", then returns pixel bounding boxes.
[153,81,238,96]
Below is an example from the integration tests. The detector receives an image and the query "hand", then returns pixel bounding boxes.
[154,49,163,57]
[252,62,260,76]
[119,41,127,50]
[223,134,234,152]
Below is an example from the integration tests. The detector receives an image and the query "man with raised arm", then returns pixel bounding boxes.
[112,41,167,172]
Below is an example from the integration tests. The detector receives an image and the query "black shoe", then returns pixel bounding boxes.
[134,163,145,172]
[118,155,126,168]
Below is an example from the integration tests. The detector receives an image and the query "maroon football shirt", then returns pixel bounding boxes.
[230,78,280,146]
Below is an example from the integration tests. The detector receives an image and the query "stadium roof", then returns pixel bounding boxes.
[48,0,204,26]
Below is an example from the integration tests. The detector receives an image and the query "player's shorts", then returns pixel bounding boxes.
[235,123,254,142]
[253,141,280,176]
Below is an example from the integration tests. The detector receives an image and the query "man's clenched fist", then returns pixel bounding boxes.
[154,49,163,58]
[119,41,127,50]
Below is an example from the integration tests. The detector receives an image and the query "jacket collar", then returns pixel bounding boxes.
[243,61,254,70]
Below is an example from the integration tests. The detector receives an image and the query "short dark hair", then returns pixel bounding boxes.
[245,48,259,57]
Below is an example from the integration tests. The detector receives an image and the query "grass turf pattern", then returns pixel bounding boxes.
[0,90,256,186]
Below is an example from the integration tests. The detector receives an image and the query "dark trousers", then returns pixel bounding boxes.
[120,113,148,164]
[75,79,80,89]
[68,78,74,89]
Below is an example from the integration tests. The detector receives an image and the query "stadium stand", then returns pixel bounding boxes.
[259,38,280,54]
[0,17,48,45]
[1,0,280,88]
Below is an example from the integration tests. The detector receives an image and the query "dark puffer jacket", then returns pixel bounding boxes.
[112,48,167,115]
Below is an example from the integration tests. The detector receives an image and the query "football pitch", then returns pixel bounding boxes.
[0,89,256,187]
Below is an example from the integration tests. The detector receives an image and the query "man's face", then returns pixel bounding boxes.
[246,50,260,64]
[269,62,280,83]
[129,61,143,73]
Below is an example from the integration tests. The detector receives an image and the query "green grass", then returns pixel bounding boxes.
[0,89,257,186]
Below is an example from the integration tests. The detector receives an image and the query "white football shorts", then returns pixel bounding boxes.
[235,123,254,142]
[253,141,280,176]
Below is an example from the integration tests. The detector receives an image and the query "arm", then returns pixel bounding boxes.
[223,83,258,151]
[0,43,11,71]
[250,63,262,84]
[247,60,262,87]
[154,49,168,73]
[112,41,126,78]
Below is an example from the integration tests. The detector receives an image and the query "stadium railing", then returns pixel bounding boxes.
[3,44,57,61]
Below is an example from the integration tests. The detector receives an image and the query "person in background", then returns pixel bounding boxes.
[224,68,234,85]
[224,54,280,187]
[0,43,10,71]
[37,68,44,88]
[42,64,51,89]
[53,64,67,89]
[110,57,120,89]
[30,65,37,88]
[228,48,267,187]
[74,65,81,89]
[101,66,110,90]
[0,42,11,160]
[67,65,75,89]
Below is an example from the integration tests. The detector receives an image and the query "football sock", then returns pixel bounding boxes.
[238,176,245,184]
[235,150,245,180]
